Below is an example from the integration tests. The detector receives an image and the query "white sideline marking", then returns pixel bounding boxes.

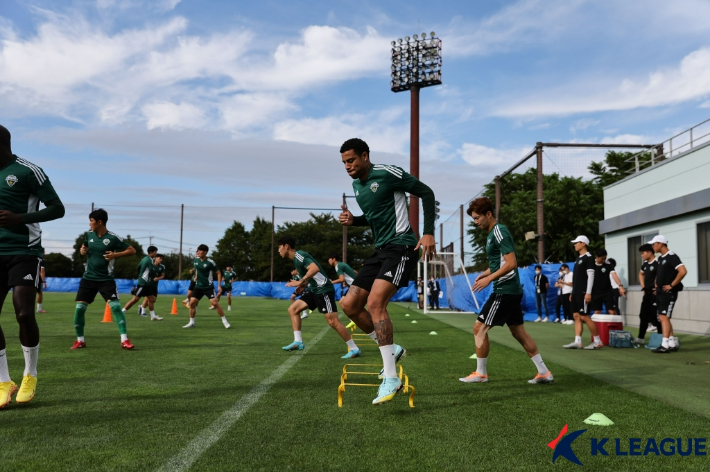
[156,325,331,472]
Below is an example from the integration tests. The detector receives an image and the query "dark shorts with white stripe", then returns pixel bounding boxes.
[0,255,42,291]
[656,290,678,319]
[476,293,524,327]
[300,290,337,314]
[134,284,157,298]
[352,244,418,292]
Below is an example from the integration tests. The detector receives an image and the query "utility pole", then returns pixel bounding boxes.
[178,204,184,279]
[270,205,275,282]
[536,143,544,263]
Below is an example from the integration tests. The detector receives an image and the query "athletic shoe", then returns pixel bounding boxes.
[542,318,549,323]
[209,305,215,310]
[70,340,86,350]
[584,342,603,350]
[633,337,645,344]
[282,341,304,351]
[0,381,17,408]
[528,371,554,384]
[459,372,488,383]
[300,311,308,319]
[182,299,189,308]
[151,315,163,321]
[15,375,36,404]
[372,377,403,404]
[669,344,680,352]
[652,346,671,353]
[565,320,575,325]
[341,349,361,359]
[378,344,407,378]
[345,321,356,331]
[182,322,195,328]
[37,309,47,313]
[121,339,135,350]
[534,317,542,322]
[563,341,582,349]
[554,318,560,323]
[138,306,145,317]
[648,325,657,332]
[222,319,231,329]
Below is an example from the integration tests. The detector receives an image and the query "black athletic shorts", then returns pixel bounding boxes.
[352,244,418,292]
[76,278,120,304]
[188,280,196,291]
[570,293,589,315]
[0,255,43,291]
[300,290,337,314]
[191,286,216,301]
[221,284,232,294]
[134,284,156,298]
[656,290,678,319]
[591,290,616,312]
[477,293,524,327]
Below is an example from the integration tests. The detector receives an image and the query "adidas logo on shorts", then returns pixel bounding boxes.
[23,274,33,280]
[384,271,393,277]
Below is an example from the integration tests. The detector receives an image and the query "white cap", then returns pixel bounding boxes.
[650,235,668,245]
[570,235,589,245]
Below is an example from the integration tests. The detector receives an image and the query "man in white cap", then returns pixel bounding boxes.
[563,236,604,349]
[650,235,686,353]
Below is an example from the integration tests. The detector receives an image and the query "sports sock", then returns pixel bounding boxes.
[0,349,10,382]
[120,334,128,342]
[668,337,676,348]
[661,337,669,348]
[367,331,377,341]
[228,306,231,311]
[122,308,127,313]
[574,336,582,344]
[74,303,87,337]
[379,344,397,378]
[294,331,303,342]
[77,336,85,342]
[150,310,156,318]
[37,303,42,311]
[110,301,127,335]
[531,354,549,375]
[185,319,195,326]
[476,357,488,376]
[221,317,229,326]
[22,344,39,377]
[346,339,357,350]
[593,336,601,344]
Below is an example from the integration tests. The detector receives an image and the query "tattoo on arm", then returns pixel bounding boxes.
[373,319,393,346]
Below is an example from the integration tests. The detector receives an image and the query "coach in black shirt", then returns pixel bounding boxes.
[533,265,550,322]
[636,243,661,343]
[650,235,687,353]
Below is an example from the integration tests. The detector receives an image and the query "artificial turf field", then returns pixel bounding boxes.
[1,293,709,471]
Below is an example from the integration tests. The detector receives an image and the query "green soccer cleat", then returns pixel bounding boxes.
[379,344,406,379]
[341,348,361,359]
[282,341,305,351]
[372,377,403,405]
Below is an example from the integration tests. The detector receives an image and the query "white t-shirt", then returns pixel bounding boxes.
[562,272,573,294]
[610,271,619,289]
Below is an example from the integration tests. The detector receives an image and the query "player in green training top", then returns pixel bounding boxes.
[139,253,166,318]
[0,124,65,407]
[182,244,230,329]
[214,264,236,311]
[289,268,309,320]
[328,252,357,293]
[71,208,137,351]
[278,236,360,358]
[122,245,162,321]
[338,138,437,405]
[459,197,553,385]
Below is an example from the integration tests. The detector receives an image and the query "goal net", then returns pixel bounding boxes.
[420,252,480,314]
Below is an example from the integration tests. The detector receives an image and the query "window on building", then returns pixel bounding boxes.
[698,222,710,283]
[627,232,658,285]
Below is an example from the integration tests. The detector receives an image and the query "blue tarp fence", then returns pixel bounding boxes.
[44,277,419,302]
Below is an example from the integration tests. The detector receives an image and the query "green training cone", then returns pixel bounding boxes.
[584,413,614,426]
[429,331,437,335]
[469,353,477,359]
[411,320,418,324]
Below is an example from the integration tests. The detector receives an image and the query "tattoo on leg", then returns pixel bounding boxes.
[373,319,393,346]
[350,286,361,296]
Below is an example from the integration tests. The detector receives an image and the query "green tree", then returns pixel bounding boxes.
[248,216,274,281]
[161,252,194,280]
[588,150,654,187]
[43,252,73,278]
[211,221,251,280]
[72,232,145,279]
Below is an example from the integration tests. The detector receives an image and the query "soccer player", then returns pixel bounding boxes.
[459,197,553,385]
[338,138,436,404]
[182,266,196,308]
[182,245,230,329]
[278,236,360,358]
[71,208,136,350]
[122,245,161,321]
[140,254,165,318]
[563,236,603,350]
[289,268,309,319]
[36,255,47,313]
[635,243,661,343]
[214,264,236,311]
[328,252,357,294]
[590,249,623,315]
[650,235,686,353]
[0,124,65,407]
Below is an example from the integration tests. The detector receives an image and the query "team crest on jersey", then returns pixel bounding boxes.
[601,268,606,273]
[103,239,110,245]
[577,260,583,264]
[370,182,379,193]
[650,266,655,271]
[5,175,18,187]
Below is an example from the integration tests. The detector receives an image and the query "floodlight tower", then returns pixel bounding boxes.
[391,32,442,237]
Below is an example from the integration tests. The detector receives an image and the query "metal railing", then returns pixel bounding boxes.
[625,117,710,173]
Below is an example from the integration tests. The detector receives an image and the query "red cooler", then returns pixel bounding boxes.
[590,314,624,346]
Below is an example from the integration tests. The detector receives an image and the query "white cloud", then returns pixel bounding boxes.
[598,134,652,145]
[569,119,600,133]
[142,101,206,129]
[458,143,532,168]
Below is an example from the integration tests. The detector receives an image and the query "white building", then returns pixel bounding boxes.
[600,119,710,336]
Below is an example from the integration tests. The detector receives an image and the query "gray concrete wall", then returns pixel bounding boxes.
[621,289,710,336]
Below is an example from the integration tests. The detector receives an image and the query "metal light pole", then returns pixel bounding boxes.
[391,32,442,237]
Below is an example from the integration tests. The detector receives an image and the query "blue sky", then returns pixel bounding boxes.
[2,0,710,256]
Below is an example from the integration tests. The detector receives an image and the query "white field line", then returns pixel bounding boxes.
[156,325,331,472]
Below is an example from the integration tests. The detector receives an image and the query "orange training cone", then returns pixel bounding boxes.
[101,302,113,323]
[171,298,179,315]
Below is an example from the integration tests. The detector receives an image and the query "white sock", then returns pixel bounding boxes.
[221,317,229,325]
[575,336,582,344]
[294,331,303,342]
[37,303,42,311]
[187,319,195,326]
[228,306,231,311]
[668,337,676,348]
[77,336,85,342]
[476,357,488,376]
[593,336,601,344]
[120,334,128,342]
[661,337,669,348]
[122,308,127,313]
[183,299,188,304]
[346,339,357,350]
[22,344,39,377]
[379,344,397,378]
[367,331,378,342]
[531,354,549,375]
[0,349,10,382]
[150,311,156,317]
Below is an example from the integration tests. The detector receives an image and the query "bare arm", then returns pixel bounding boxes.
[664,265,688,292]
[473,253,515,292]
[612,271,626,296]
[331,274,345,285]
[104,245,136,261]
